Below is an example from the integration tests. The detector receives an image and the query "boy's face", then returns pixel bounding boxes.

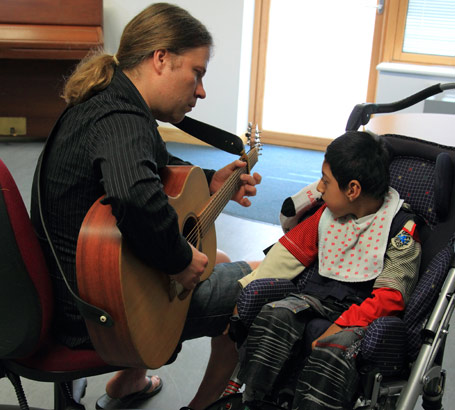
[317,161,351,219]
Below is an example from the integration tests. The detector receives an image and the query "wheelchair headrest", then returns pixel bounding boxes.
[383,134,455,226]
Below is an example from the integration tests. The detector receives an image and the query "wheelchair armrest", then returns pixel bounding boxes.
[237,278,298,328]
[360,316,408,376]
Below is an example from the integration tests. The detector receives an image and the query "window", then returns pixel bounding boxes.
[248,0,378,150]
[383,0,455,66]
[248,0,455,151]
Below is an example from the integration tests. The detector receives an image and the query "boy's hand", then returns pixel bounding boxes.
[311,323,343,350]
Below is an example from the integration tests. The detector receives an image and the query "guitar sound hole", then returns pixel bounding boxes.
[182,216,200,249]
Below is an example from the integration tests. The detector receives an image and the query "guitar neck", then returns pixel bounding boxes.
[197,146,259,235]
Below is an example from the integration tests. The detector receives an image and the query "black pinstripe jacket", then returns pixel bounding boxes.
[30,68,215,347]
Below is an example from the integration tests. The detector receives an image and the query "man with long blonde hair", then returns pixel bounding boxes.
[31,3,261,409]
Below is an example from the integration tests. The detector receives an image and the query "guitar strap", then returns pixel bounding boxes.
[36,111,244,328]
[175,116,245,155]
[36,107,115,328]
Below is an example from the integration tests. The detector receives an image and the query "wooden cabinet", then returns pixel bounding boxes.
[0,0,103,139]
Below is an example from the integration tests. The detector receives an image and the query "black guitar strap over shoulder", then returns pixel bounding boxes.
[175,116,245,155]
[36,108,115,328]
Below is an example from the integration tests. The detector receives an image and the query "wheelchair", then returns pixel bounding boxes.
[206,83,455,410]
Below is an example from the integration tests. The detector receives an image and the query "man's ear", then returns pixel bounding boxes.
[151,49,168,73]
[346,180,361,202]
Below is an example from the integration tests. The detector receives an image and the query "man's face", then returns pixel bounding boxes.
[156,46,210,123]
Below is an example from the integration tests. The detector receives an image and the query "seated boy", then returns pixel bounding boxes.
[236,131,422,409]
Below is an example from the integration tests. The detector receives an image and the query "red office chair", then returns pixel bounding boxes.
[0,158,120,410]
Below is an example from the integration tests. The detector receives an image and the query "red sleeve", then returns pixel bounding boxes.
[279,204,326,267]
[334,288,405,327]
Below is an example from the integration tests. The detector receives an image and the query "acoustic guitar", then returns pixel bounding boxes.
[76,128,260,369]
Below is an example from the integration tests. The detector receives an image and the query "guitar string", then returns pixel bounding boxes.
[193,148,259,238]
[184,167,243,245]
[185,148,259,244]
[184,148,258,246]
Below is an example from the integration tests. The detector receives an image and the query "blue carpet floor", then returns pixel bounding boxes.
[166,142,325,225]
[0,140,325,225]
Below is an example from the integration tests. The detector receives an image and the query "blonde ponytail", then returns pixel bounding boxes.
[62,52,116,106]
[62,3,212,107]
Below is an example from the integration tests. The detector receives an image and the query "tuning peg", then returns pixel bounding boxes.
[246,122,253,141]
[254,124,261,143]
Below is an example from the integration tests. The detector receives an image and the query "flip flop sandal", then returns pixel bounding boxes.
[95,375,163,409]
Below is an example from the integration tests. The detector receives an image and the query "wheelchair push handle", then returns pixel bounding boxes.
[345,82,455,132]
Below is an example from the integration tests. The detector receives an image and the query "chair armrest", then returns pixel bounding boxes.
[360,316,407,376]
[237,278,298,328]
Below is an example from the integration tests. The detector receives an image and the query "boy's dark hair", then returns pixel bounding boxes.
[325,131,390,199]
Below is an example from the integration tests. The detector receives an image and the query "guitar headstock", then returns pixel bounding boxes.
[239,122,262,172]
[245,122,262,154]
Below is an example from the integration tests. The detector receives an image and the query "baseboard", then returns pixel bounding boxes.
[260,131,331,151]
[158,125,329,151]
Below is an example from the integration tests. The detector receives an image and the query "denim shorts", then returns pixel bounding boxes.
[179,261,252,341]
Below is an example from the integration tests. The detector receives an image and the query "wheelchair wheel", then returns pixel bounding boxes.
[204,393,286,410]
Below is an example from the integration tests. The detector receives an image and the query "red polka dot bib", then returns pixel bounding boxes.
[318,188,403,282]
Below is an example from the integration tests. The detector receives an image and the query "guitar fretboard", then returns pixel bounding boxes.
[185,146,259,245]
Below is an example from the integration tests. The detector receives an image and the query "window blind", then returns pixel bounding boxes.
[403,0,455,57]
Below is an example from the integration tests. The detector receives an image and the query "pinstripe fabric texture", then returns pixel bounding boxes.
[238,305,306,392]
[30,69,213,347]
[292,327,366,410]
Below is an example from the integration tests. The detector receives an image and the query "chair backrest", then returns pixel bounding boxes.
[0,158,53,359]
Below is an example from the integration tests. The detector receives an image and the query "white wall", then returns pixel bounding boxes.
[103,2,455,136]
[103,0,255,136]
